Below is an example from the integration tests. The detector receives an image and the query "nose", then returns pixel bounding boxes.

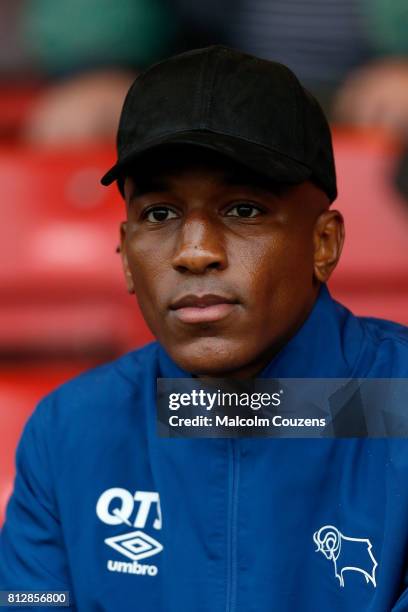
[171,213,227,274]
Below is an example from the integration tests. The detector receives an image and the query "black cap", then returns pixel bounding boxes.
[101,45,337,202]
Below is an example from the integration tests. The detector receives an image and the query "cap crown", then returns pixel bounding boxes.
[110,45,336,201]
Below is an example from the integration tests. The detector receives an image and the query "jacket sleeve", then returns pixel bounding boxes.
[0,398,76,609]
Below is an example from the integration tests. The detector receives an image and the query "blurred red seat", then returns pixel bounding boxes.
[0,146,153,355]
[329,130,408,325]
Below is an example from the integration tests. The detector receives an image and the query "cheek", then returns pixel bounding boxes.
[242,230,314,290]
[125,238,170,310]
[240,232,315,321]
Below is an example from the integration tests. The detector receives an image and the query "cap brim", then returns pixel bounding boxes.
[100,129,311,187]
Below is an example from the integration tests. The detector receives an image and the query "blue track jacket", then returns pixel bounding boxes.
[1,285,408,611]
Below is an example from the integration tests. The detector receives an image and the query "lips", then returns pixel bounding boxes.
[169,293,239,324]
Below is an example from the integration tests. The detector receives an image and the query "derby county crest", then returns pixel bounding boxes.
[313,525,378,588]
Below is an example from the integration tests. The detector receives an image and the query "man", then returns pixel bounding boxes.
[1,46,408,611]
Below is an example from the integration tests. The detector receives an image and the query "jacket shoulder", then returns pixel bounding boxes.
[358,316,408,376]
[35,341,160,423]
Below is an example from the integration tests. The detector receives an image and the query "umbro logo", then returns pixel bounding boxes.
[105,530,163,562]
[96,487,163,577]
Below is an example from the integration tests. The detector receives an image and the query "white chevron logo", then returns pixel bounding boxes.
[105,530,163,562]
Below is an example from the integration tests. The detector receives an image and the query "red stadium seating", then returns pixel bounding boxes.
[0,146,153,355]
[328,130,408,325]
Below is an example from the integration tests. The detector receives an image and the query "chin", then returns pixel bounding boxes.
[166,335,256,377]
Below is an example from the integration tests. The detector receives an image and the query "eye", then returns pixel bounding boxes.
[144,206,179,223]
[225,202,263,218]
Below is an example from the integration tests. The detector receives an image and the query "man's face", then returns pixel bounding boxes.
[120,147,342,377]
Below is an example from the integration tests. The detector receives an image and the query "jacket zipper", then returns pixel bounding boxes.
[226,439,240,612]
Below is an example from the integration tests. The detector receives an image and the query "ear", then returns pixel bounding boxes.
[119,221,135,294]
[313,210,345,283]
